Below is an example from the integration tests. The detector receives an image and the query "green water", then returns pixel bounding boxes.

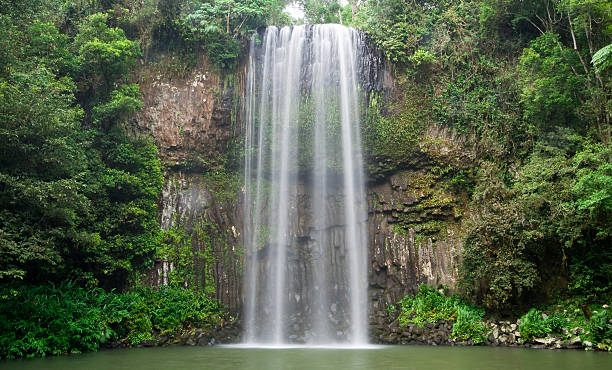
[2,346,611,370]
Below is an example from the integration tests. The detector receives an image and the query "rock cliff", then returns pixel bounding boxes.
[133,54,466,320]
[134,55,245,313]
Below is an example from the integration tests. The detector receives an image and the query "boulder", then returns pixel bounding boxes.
[534,338,555,345]
[493,327,500,339]
[569,336,581,345]
[571,327,584,335]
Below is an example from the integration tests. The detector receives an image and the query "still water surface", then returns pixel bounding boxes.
[2,345,611,370]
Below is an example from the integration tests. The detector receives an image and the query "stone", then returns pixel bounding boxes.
[534,338,555,345]
[487,333,496,343]
[571,327,584,335]
[583,341,593,347]
[510,324,517,331]
[569,337,581,345]
[493,327,500,339]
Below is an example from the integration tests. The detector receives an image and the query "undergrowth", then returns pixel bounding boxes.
[398,284,489,343]
[519,300,612,351]
[0,282,224,359]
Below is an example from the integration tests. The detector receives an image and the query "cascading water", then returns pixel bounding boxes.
[243,24,378,346]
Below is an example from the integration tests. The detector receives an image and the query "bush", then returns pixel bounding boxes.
[518,308,550,342]
[398,284,489,343]
[588,310,612,345]
[0,283,225,359]
[453,306,488,344]
[399,284,456,325]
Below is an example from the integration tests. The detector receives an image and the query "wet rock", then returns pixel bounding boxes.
[534,338,555,345]
[488,332,496,343]
[571,327,584,335]
[569,336,581,345]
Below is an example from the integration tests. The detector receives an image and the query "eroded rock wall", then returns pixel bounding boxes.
[367,169,464,318]
[135,55,244,314]
[132,56,239,168]
[133,53,465,323]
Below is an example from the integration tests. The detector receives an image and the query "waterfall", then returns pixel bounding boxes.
[243,24,376,346]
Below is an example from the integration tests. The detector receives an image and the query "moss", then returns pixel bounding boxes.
[204,168,240,204]
[392,223,409,235]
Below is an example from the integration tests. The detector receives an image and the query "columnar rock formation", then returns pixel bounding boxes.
[134,45,463,327]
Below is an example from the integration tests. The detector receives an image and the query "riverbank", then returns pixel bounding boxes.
[373,317,593,350]
[371,285,611,351]
[0,283,229,359]
[3,282,610,361]
[101,321,240,350]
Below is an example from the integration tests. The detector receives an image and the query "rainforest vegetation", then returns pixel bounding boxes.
[0,0,610,359]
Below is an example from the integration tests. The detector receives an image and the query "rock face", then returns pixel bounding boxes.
[135,55,244,314]
[133,55,238,169]
[148,172,242,312]
[367,169,464,316]
[134,53,464,324]
[372,315,590,350]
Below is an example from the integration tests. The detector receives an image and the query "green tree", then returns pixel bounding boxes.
[300,0,341,24]
[518,32,585,136]
[73,13,141,98]
[0,68,92,281]
[182,0,278,68]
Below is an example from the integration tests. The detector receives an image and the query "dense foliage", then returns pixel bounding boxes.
[181,0,292,68]
[352,0,611,309]
[398,284,489,344]
[0,0,610,358]
[0,4,164,287]
[0,282,224,359]
[518,301,612,350]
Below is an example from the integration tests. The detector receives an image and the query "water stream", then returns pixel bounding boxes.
[243,24,372,345]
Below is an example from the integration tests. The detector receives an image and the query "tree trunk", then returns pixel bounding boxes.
[350,0,358,18]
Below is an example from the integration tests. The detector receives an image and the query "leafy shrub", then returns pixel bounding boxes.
[0,283,225,359]
[398,284,489,343]
[453,305,488,344]
[399,284,456,325]
[588,310,612,345]
[545,313,567,334]
[0,282,109,358]
[142,286,222,335]
[518,308,550,342]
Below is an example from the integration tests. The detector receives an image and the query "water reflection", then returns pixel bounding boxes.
[2,346,611,370]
